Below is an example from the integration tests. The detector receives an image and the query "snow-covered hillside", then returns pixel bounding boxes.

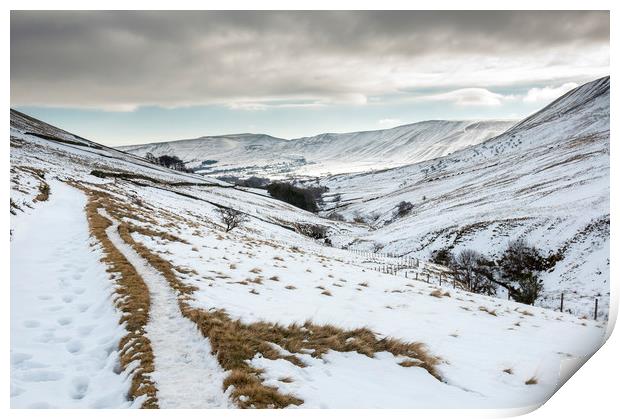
[11,101,605,408]
[119,120,514,178]
[319,76,610,318]
[10,105,608,409]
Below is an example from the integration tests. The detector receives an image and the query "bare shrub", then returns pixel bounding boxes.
[327,212,345,221]
[395,201,414,217]
[294,223,328,240]
[217,207,248,233]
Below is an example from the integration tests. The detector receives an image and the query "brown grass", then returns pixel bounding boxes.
[479,306,497,316]
[285,285,297,290]
[131,235,444,406]
[358,281,369,287]
[321,290,333,296]
[430,289,443,298]
[80,182,443,409]
[503,368,513,375]
[525,376,538,385]
[77,185,158,408]
[34,181,50,202]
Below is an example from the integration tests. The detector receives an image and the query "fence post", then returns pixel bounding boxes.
[560,293,564,313]
[439,274,442,286]
[594,298,598,321]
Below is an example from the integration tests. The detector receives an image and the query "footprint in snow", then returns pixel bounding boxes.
[77,325,93,337]
[23,320,40,328]
[66,340,83,354]
[20,369,64,383]
[11,352,33,365]
[70,376,90,400]
[57,317,72,326]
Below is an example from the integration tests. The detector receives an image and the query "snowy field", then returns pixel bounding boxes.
[10,180,135,408]
[9,77,610,409]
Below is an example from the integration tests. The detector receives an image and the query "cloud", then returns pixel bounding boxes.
[378,118,402,127]
[422,88,514,107]
[228,101,326,111]
[523,82,579,103]
[10,11,609,110]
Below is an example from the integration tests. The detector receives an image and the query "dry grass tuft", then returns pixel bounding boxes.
[184,305,443,407]
[249,267,262,274]
[399,360,423,368]
[479,306,497,316]
[503,368,513,375]
[525,376,538,385]
[321,290,333,296]
[285,285,297,290]
[430,289,443,298]
[268,275,280,281]
[358,281,369,287]
[34,181,50,202]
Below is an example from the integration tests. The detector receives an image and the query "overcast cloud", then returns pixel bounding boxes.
[11,11,609,111]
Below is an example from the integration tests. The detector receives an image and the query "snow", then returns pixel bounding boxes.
[119,120,514,178]
[100,209,233,408]
[316,77,610,318]
[133,220,604,408]
[10,180,135,408]
[8,76,610,409]
[251,350,486,408]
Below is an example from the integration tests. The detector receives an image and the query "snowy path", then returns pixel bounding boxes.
[101,210,232,408]
[10,180,134,408]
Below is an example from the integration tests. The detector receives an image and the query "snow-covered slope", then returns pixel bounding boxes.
[319,76,610,318]
[10,108,608,409]
[119,120,514,178]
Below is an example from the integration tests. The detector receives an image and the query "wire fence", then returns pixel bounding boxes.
[341,249,605,321]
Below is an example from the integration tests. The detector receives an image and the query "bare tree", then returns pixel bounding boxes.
[217,207,248,232]
[452,249,497,295]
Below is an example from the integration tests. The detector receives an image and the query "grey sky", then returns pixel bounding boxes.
[10,10,610,145]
